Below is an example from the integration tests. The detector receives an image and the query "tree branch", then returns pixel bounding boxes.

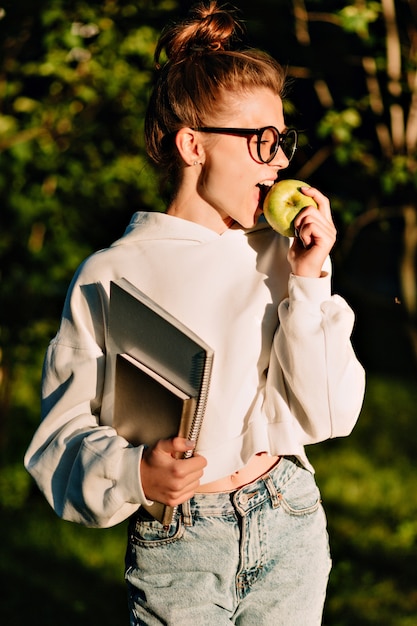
[0,127,48,152]
[381,0,405,150]
[292,0,310,46]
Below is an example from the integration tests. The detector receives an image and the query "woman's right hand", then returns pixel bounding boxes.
[140,437,207,505]
[288,186,336,278]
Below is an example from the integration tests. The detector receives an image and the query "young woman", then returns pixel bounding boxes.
[25,2,365,624]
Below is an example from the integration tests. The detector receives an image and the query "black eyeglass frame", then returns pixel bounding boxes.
[192,126,298,163]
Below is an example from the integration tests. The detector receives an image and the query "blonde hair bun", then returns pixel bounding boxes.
[155,1,245,67]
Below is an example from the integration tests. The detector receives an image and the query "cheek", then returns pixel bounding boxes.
[199,158,234,196]
[197,168,227,209]
[198,149,255,210]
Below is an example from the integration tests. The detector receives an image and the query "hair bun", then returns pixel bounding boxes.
[155,1,246,67]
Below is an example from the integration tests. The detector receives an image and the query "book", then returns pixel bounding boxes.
[108,277,214,526]
[113,353,197,447]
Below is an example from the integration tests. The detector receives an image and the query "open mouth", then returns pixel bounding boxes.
[256,182,274,209]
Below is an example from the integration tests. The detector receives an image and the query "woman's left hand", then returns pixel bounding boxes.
[287,186,336,278]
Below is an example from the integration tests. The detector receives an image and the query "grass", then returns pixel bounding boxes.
[309,374,417,625]
[1,501,128,626]
[1,372,417,625]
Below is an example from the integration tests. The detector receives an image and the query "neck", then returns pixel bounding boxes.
[167,187,232,235]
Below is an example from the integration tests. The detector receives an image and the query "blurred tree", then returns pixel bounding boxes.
[1,0,416,487]
[300,0,417,367]
[0,0,177,462]
[238,0,417,369]
[1,4,415,622]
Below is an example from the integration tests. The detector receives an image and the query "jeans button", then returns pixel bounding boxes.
[240,493,248,505]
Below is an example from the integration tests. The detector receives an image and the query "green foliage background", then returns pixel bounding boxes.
[1,1,416,624]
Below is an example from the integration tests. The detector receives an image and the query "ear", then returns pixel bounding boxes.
[175,128,205,166]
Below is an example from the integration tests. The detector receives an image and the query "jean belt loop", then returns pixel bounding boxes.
[263,472,282,509]
[181,499,193,526]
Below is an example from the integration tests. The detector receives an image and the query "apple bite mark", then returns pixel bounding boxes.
[256,185,267,210]
[256,180,275,210]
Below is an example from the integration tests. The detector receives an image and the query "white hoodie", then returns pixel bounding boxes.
[24,211,365,527]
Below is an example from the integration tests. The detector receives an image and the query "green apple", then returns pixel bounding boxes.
[263,179,318,237]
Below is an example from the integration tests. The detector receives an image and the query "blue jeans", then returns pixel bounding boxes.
[125,456,331,625]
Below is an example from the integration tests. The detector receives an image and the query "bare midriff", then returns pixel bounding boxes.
[196,452,280,493]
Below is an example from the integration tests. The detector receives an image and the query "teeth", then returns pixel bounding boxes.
[257,180,274,187]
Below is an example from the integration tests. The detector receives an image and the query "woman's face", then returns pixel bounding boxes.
[197,88,290,231]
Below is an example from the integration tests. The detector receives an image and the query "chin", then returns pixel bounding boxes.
[250,208,263,227]
[229,207,260,230]
[237,217,256,229]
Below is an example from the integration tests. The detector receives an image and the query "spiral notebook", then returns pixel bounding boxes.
[108,277,214,526]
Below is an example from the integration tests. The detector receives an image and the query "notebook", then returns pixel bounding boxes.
[108,277,214,526]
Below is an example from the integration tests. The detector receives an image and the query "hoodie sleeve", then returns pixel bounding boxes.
[266,269,365,445]
[24,267,152,528]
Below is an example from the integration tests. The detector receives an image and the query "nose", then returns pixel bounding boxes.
[269,146,289,170]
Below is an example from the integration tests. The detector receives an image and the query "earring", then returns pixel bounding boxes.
[193,160,200,166]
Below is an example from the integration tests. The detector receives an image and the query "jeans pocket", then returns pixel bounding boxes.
[279,466,322,516]
[128,507,185,547]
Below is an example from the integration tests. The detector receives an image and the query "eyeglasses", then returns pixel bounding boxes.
[193,126,298,163]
